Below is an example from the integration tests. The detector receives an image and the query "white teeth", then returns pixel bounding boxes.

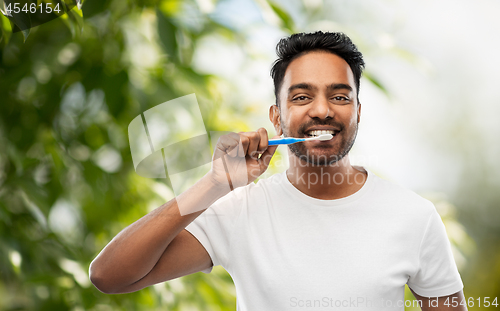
[307,130,336,137]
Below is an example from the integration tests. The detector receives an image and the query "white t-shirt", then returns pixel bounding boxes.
[185,167,463,310]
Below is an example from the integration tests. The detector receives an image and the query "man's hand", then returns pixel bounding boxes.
[411,289,468,311]
[209,128,279,191]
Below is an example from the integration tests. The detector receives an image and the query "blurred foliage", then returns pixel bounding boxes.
[0,0,498,310]
[0,0,251,309]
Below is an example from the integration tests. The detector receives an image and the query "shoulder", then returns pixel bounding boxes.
[368,171,436,217]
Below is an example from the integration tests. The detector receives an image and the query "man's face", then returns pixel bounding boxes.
[271,51,361,166]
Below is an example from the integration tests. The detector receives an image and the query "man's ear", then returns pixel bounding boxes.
[269,105,283,136]
[357,102,361,124]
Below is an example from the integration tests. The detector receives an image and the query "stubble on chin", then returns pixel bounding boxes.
[284,123,358,167]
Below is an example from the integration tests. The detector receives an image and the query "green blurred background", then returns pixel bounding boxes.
[1,0,499,310]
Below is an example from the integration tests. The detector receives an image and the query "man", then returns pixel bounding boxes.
[90,31,466,310]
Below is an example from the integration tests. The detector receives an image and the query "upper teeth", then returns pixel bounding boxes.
[308,130,336,137]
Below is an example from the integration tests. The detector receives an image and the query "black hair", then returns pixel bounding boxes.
[270,31,365,106]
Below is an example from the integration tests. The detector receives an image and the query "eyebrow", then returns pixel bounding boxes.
[327,83,353,92]
[288,83,353,94]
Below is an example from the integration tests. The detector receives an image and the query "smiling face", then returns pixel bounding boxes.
[270,51,361,166]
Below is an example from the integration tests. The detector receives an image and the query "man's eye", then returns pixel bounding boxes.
[293,96,309,101]
[332,96,349,102]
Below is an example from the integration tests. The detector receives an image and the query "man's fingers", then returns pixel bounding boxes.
[258,135,279,169]
[239,135,250,157]
[240,131,260,160]
[217,130,274,162]
[213,130,279,188]
[217,133,241,158]
[244,128,269,160]
[256,128,269,154]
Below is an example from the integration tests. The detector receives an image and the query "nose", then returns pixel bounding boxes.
[307,95,333,120]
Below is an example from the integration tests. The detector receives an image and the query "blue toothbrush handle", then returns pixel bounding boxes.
[268,137,305,146]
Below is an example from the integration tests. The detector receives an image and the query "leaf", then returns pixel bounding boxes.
[156,9,179,64]
[68,5,83,33]
[0,0,7,16]
[58,0,70,14]
[0,9,12,45]
[81,0,106,18]
[59,8,82,38]
[58,11,76,37]
[268,1,294,31]
[159,0,181,17]
[6,6,31,42]
[363,71,390,97]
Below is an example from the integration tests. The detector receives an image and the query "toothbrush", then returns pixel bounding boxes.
[268,134,333,146]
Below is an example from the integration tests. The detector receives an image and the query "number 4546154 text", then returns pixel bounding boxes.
[5,3,61,14]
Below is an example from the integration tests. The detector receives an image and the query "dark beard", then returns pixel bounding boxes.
[283,120,358,166]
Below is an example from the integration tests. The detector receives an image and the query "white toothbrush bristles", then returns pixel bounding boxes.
[306,134,333,141]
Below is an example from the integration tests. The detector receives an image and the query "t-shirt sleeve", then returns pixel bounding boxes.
[407,209,464,297]
[185,187,246,273]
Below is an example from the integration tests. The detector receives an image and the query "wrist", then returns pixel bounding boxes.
[202,172,232,198]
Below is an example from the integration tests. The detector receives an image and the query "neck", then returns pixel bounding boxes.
[286,153,367,200]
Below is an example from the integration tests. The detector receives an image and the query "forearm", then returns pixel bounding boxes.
[89,174,229,293]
